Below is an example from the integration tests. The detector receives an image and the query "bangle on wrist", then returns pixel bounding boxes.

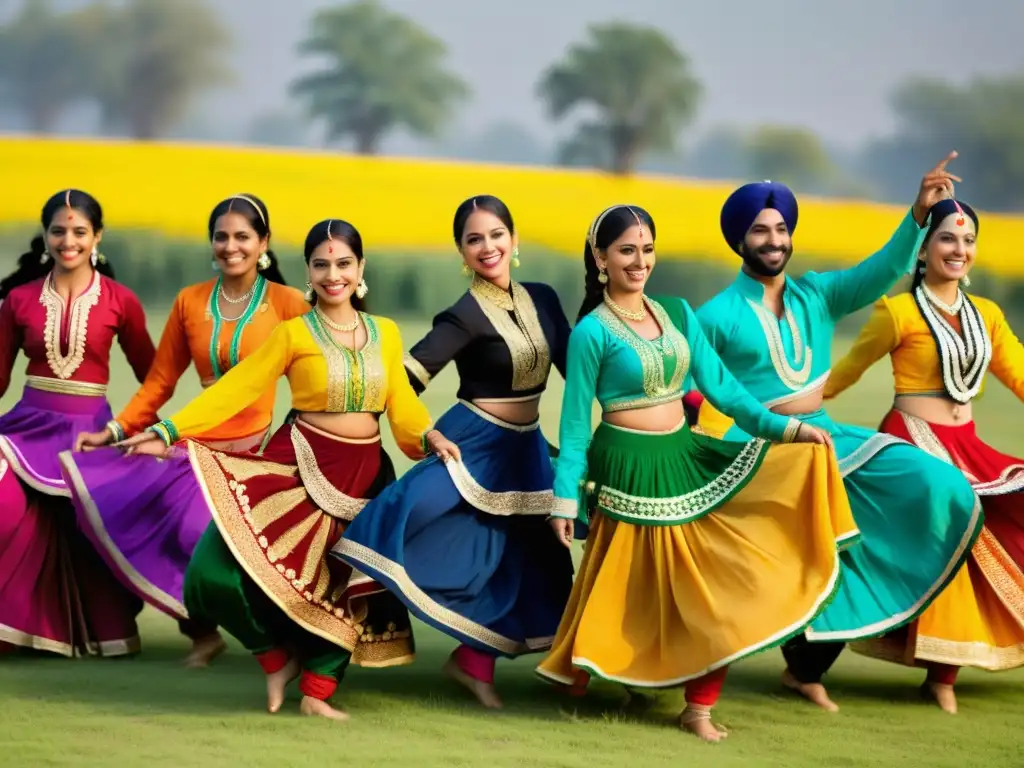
[782,418,802,443]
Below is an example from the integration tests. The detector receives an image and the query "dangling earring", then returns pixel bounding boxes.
[257,252,271,271]
[960,274,971,289]
[40,251,51,265]
[598,269,608,284]
[304,281,314,302]
[355,279,368,299]
[511,247,521,268]
[461,263,473,277]
[211,259,221,272]
[90,248,98,267]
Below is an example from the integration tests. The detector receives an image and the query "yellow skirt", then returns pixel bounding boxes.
[536,433,856,688]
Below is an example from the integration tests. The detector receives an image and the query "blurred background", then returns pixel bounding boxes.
[0,0,1022,326]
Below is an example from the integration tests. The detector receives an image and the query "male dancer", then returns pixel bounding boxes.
[693,152,982,711]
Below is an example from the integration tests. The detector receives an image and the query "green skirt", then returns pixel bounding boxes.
[580,421,770,527]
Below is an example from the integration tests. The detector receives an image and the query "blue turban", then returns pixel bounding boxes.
[720,181,799,254]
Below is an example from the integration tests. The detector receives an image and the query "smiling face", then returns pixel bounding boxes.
[740,208,793,277]
[922,212,976,283]
[458,209,517,283]
[597,223,655,295]
[307,238,363,308]
[45,207,102,272]
[211,211,267,279]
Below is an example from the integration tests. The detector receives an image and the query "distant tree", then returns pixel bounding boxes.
[79,0,231,139]
[290,0,469,155]
[536,22,701,175]
[0,0,82,132]
[745,125,837,191]
[864,75,1024,211]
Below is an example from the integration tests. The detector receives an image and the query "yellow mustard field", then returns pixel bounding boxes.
[1,135,1022,275]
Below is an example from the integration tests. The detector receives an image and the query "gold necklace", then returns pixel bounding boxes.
[603,290,646,322]
[315,306,359,332]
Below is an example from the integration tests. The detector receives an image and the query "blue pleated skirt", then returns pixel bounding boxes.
[332,401,575,657]
[725,408,983,642]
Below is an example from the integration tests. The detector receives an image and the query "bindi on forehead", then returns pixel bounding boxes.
[937,213,975,237]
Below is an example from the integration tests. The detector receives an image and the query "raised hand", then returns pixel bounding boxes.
[913,150,962,226]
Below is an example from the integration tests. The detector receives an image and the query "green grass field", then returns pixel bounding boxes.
[2,312,1022,767]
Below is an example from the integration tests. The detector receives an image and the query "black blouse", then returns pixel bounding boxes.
[404,277,570,401]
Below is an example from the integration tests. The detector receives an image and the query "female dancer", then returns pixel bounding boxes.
[113,218,458,720]
[0,189,156,657]
[825,197,1024,713]
[536,204,858,743]
[63,194,308,668]
[333,195,575,710]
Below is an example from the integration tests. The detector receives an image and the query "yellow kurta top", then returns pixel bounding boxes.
[150,311,432,460]
[825,292,1024,401]
[114,278,309,440]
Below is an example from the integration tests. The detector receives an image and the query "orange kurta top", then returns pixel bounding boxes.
[112,277,309,441]
[825,292,1024,401]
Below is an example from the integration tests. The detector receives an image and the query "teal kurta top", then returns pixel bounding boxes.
[695,208,928,411]
[550,296,800,519]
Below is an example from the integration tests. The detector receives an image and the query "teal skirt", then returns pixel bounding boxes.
[725,408,983,642]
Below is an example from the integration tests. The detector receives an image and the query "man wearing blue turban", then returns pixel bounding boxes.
[694,153,983,712]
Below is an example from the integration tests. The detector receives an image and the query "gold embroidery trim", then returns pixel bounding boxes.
[443,459,553,516]
[782,419,801,443]
[404,354,432,388]
[745,297,812,390]
[594,299,689,403]
[551,497,578,519]
[973,527,1024,627]
[290,425,369,521]
[39,271,101,380]
[25,375,107,396]
[469,277,551,392]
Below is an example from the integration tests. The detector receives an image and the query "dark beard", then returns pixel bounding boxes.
[740,243,793,278]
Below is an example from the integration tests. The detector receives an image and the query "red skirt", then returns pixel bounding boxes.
[187,418,414,666]
[854,410,1024,670]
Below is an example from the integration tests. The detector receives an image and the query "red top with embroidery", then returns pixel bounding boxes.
[0,272,155,398]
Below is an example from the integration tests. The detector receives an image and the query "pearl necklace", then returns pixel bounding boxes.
[603,290,647,322]
[315,306,359,332]
[922,283,964,316]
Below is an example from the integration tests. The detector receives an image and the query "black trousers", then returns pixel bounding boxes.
[781,634,845,683]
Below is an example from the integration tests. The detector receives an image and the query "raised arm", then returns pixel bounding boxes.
[381,319,434,460]
[807,151,962,320]
[0,298,21,399]
[112,294,193,439]
[146,322,292,446]
[824,298,899,400]
[550,323,603,520]
[987,304,1024,402]
[403,308,473,394]
[116,286,157,383]
[680,300,800,443]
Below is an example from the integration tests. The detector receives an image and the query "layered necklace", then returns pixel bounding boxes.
[603,289,646,322]
[914,281,991,409]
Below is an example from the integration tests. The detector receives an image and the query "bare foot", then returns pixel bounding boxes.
[442,657,503,709]
[266,656,300,713]
[921,682,958,714]
[782,669,839,712]
[184,633,228,669]
[679,707,728,743]
[300,695,350,721]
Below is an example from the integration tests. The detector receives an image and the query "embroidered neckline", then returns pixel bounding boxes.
[913,285,991,404]
[595,298,690,400]
[744,297,812,390]
[469,278,551,391]
[39,271,102,380]
[304,310,384,412]
[206,275,267,381]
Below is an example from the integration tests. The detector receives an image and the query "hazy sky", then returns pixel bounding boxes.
[28,0,1024,150]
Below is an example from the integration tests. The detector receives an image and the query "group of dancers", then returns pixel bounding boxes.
[0,149,1020,743]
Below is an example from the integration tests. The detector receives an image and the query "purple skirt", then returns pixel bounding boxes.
[60,432,266,620]
[0,387,141,656]
[0,387,112,495]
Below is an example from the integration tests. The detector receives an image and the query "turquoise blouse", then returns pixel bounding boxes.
[551,296,801,519]
[695,208,927,409]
